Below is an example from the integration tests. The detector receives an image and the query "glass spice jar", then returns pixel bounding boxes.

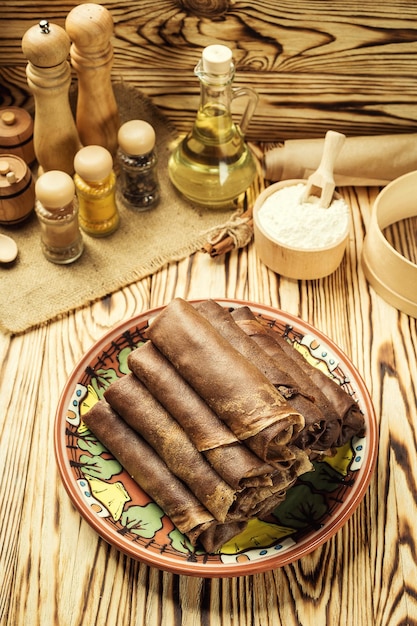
[74,145,119,237]
[117,120,160,211]
[35,170,84,264]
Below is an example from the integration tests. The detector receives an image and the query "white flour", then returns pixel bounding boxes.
[257,183,349,249]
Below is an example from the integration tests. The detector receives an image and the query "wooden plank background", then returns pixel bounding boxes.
[1,186,417,625]
[1,0,417,141]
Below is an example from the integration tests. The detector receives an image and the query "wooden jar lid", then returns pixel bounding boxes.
[74,145,113,181]
[0,106,35,164]
[118,120,156,156]
[0,155,28,192]
[36,170,75,208]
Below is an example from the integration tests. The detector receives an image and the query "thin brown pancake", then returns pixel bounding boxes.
[82,399,214,539]
[127,341,276,490]
[145,298,305,463]
[104,373,236,523]
[195,299,334,453]
[231,305,365,449]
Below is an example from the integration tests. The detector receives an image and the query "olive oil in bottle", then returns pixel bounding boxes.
[168,45,258,210]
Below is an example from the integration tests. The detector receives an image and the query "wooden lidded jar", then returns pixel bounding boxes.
[0,106,35,165]
[0,154,35,224]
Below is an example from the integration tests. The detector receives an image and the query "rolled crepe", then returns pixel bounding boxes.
[145,298,305,463]
[127,341,276,490]
[82,399,215,544]
[229,448,312,519]
[198,520,248,553]
[83,400,247,552]
[194,299,334,452]
[231,306,365,448]
[104,373,236,523]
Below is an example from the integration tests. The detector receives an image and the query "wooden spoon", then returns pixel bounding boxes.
[302,130,346,208]
[0,233,18,263]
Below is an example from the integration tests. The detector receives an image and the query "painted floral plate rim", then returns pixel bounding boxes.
[54,299,378,577]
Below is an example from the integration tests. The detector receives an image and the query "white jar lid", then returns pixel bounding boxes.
[202,45,233,74]
[118,120,156,156]
[35,170,75,207]
[74,145,113,181]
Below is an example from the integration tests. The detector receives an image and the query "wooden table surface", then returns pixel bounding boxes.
[1,185,417,626]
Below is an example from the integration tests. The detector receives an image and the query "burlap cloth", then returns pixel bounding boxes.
[0,83,244,335]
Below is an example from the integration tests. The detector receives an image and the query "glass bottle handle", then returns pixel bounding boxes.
[232,86,258,135]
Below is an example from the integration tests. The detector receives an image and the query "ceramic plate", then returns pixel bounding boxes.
[54,300,378,577]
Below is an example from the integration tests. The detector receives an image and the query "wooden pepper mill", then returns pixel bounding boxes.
[21,20,81,175]
[65,3,120,157]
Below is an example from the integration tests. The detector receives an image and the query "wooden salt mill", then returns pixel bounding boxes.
[21,20,81,176]
[65,3,120,157]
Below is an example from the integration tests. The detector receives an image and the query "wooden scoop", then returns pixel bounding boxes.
[302,130,346,208]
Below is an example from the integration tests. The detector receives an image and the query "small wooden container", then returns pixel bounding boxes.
[0,106,35,165]
[0,154,35,224]
[362,170,417,318]
[253,179,349,280]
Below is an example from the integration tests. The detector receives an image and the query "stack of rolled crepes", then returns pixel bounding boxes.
[83,298,365,553]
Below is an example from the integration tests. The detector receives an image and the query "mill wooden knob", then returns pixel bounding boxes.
[21,21,81,175]
[65,4,120,156]
[22,20,71,67]
[1,111,16,126]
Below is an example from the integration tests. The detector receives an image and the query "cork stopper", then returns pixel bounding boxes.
[118,120,156,156]
[22,20,71,67]
[65,3,114,50]
[74,145,113,181]
[202,45,233,74]
[36,170,75,208]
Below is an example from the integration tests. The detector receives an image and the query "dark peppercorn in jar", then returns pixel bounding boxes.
[117,120,160,211]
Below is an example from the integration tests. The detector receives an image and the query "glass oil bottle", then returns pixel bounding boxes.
[168,45,258,210]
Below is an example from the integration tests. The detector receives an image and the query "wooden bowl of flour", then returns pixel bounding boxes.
[253,179,350,280]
